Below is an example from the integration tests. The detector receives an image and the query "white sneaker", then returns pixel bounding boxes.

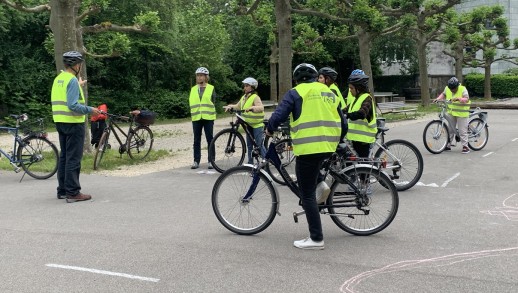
[293,237,324,250]
[316,181,330,203]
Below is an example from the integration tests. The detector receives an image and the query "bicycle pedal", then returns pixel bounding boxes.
[13,167,21,173]
[293,210,305,223]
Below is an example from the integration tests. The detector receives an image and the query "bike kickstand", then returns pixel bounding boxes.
[293,210,305,223]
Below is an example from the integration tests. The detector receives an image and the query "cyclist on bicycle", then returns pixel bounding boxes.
[318,67,346,111]
[223,77,266,163]
[266,63,347,250]
[345,72,377,159]
[434,77,471,154]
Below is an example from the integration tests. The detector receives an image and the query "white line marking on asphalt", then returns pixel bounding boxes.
[512,138,518,142]
[482,152,494,157]
[415,182,439,187]
[45,264,160,282]
[441,173,460,188]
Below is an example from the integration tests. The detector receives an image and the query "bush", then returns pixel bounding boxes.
[464,73,518,98]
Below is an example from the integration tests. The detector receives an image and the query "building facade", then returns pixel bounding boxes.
[382,0,518,77]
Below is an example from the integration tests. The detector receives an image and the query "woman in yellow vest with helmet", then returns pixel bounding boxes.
[224,77,266,164]
[345,73,377,158]
[434,77,471,154]
[189,67,216,169]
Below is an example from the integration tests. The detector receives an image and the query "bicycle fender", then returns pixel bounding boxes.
[243,163,281,215]
[339,163,390,178]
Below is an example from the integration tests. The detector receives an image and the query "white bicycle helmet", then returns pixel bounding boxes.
[242,77,258,89]
[195,67,209,75]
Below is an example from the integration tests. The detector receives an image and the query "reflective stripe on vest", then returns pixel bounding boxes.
[445,85,471,118]
[240,93,264,128]
[330,84,346,110]
[346,93,377,143]
[189,84,216,121]
[290,82,341,156]
[51,71,86,123]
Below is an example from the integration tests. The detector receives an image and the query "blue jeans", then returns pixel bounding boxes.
[246,125,266,164]
[192,119,214,163]
[56,122,85,196]
[295,153,332,242]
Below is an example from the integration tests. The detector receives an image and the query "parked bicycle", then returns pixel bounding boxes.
[211,135,399,236]
[93,111,154,170]
[0,114,58,181]
[423,101,489,154]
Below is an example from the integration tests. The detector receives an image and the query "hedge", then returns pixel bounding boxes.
[464,74,518,98]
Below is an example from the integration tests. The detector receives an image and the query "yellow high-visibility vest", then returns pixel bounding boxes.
[346,93,377,143]
[51,71,86,123]
[444,85,471,117]
[290,82,341,156]
[189,84,216,121]
[240,93,264,128]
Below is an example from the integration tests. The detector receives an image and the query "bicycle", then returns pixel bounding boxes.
[211,136,399,236]
[93,112,154,170]
[423,100,489,154]
[0,114,58,181]
[262,119,296,186]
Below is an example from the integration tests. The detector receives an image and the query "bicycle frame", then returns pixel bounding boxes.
[102,114,134,154]
[0,125,24,166]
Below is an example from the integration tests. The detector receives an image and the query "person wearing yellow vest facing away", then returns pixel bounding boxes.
[189,67,216,169]
[434,77,471,154]
[317,67,346,112]
[223,77,266,164]
[51,51,100,203]
[266,63,347,250]
[346,73,377,159]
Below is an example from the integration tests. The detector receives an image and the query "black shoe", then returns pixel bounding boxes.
[445,144,451,151]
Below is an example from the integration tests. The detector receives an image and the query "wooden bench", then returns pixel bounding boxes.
[376,101,418,118]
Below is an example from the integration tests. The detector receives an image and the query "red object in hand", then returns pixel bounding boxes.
[91,104,108,121]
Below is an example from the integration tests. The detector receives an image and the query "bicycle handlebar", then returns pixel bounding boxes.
[98,111,130,121]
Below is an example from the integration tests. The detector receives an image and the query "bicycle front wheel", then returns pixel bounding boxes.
[209,129,245,173]
[93,131,110,170]
[17,137,58,179]
[127,126,154,160]
[212,166,278,235]
[327,167,398,236]
[468,118,488,151]
[423,120,449,154]
[264,138,296,185]
[374,139,424,191]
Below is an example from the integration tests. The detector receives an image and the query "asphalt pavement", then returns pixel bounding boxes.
[0,108,517,292]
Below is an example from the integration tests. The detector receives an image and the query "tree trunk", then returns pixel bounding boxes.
[416,35,431,106]
[49,0,92,152]
[357,27,374,96]
[484,62,492,100]
[275,0,292,102]
[455,40,464,82]
[269,42,279,103]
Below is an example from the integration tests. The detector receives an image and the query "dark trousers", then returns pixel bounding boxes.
[192,119,214,163]
[56,122,85,196]
[351,141,371,158]
[295,152,332,242]
[90,120,106,147]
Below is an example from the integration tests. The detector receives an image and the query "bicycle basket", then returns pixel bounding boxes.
[135,110,156,126]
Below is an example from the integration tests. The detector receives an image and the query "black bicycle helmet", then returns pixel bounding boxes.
[447,77,460,89]
[63,51,84,67]
[347,73,369,88]
[293,63,318,82]
[318,67,338,81]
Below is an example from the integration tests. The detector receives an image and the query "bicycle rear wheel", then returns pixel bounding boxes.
[467,118,488,151]
[93,131,110,170]
[327,167,398,236]
[264,138,296,185]
[17,137,58,179]
[423,120,449,154]
[212,166,278,235]
[127,126,153,160]
[209,129,245,173]
[374,139,423,191]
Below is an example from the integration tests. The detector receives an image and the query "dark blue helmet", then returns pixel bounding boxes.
[63,51,84,67]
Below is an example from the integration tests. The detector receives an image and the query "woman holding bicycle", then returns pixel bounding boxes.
[434,77,471,154]
[223,77,266,164]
